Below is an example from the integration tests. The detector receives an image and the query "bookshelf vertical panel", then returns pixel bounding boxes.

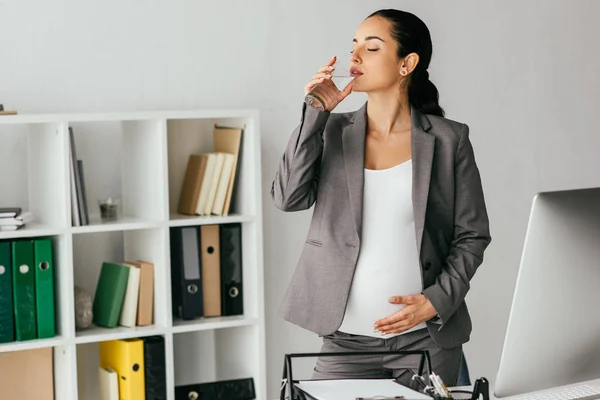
[28,122,69,227]
[121,119,167,221]
[55,233,75,341]
[55,344,78,400]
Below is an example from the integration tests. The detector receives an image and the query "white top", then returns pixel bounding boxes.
[338,159,427,338]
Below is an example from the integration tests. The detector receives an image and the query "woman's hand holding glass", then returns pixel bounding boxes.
[304,56,355,112]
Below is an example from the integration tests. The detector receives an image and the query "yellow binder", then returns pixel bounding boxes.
[99,338,146,400]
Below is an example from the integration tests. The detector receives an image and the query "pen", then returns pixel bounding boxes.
[431,372,453,399]
[437,376,452,398]
[429,373,445,398]
[435,373,452,398]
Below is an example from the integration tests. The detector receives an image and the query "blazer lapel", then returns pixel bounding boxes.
[411,106,434,254]
[343,103,367,238]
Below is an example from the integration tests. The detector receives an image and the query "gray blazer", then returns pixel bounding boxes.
[271,102,491,349]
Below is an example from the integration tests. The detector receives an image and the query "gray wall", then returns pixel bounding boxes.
[2,1,600,399]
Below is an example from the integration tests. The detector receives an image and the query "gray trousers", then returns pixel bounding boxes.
[311,328,462,389]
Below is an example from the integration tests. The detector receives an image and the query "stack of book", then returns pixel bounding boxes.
[69,127,90,226]
[0,238,56,344]
[177,125,243,217]
[0,208,34,231]
[0,104,18,115]
[91,260,155,329]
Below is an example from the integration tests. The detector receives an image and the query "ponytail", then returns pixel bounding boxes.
[409,68,444,117]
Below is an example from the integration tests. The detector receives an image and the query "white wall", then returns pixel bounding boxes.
[2,1,600,399]
[0,0,270,112]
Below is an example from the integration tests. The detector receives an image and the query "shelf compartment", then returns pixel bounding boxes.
[172,325,261,390]
[0,121,69,229]
[166,115,259,220]
[67,119,167,226]
[72,228,170,340]
[76,335,168,400]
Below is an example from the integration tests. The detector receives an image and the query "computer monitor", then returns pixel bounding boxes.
[495,187,600,399]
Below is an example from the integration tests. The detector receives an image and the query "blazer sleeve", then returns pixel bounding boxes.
[270,103,330,212]
[423,123,492,329]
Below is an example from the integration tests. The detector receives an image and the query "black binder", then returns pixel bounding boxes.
[170,226,204,320]
[142,335,167,400]
[174,377,255,400]
[219,223,243,316]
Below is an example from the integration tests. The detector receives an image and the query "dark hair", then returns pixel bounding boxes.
[368,9,445,117]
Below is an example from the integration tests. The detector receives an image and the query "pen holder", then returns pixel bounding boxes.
[449,377,489,400]
[279,350,433,400]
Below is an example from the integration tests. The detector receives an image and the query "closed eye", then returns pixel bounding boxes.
[350,48,380,53]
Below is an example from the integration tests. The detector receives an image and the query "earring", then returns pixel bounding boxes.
[401,70,407,76]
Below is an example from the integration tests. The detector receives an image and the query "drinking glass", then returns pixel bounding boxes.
[305,53,355,111]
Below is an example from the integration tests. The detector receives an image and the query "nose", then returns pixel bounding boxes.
[350,51,360,64]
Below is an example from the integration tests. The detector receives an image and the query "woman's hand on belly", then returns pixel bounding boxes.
[373,295,437,335]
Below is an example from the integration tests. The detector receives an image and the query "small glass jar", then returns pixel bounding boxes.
[98,197,120,222]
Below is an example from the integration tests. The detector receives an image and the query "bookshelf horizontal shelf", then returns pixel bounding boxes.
[168,213,256,227]
[70,216,163,234]
[74,324,166,345]
[0,335,67,353]
[0,109,259,125]
[172,315,258,334]
[0,222,65,239]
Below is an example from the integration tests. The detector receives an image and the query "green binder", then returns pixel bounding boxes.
[0,241,14,343]
[34,238,56,339]
[92,262,130,328]
[11,240,36,341]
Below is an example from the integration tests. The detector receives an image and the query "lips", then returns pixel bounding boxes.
[350,67,363,78]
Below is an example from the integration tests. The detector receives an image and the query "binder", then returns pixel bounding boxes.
[132,260,154,326]
[99,338,146,400]
[99,366,119,400]
[200,225,221,317]
[203,153,226,215]
[178,154,209,216]
[195,154,218,216]
[142,336,167,400]
[210,153,235,216]
[93,262,130,328]
[119,263,141,328]
[0,347,54,400]
[0,241,14,343]
[219,223,243,316]
[213,126,243,216]
[34,238,56,339]
[11,239,37,341]
[170,226,203,319]
[175,378,255,400]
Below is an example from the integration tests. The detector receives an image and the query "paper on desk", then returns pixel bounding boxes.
[294,379,431,400]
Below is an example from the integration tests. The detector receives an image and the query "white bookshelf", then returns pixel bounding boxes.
[0,109,267,400]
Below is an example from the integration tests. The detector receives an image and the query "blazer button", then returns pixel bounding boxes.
[423,262,432,271]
